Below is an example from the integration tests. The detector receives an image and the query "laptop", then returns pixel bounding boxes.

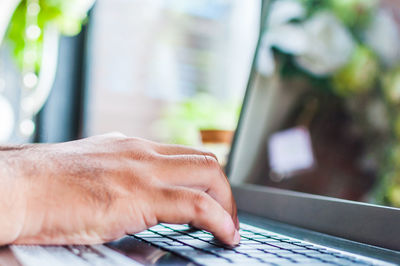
[3,1,400,265]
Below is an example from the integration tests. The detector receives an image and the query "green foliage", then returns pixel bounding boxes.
[333,46,379,96]
[5,0,92,71]
[382,66,400,105]
[327,0,377,29]
[301,0,377,28]
[161,94,241,145]
[374,145,400,207]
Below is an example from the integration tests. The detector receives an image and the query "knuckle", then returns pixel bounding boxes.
[202,155,220,169]
[192,192,211,216]
[203,151,218,161]
[112,137,159,161]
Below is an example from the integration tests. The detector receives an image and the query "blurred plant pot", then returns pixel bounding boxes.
[200,129,234,144]
[199,129,234,167]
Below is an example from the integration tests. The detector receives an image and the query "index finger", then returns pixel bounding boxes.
[153,186,240,246]
[152,154,239,229]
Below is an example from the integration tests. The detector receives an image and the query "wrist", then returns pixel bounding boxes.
[0,147,28,245]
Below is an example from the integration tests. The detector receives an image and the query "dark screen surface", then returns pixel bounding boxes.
[228,0,400,210]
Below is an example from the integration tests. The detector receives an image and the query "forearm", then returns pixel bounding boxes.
[0,148,27,245]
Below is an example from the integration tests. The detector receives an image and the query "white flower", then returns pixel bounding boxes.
[294,12,355,76]
[364,9,400,68]
[257,3,355,77]
[257,0,307,76]
[267,0,305,27]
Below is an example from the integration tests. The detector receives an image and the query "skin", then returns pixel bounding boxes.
[0,133,240,246]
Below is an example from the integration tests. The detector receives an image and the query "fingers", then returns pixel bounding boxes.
[96,136,239,230]
[154,187,240,246]
[152,154,238,229]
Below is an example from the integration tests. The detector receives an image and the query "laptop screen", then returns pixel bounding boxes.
[228,0,400,210]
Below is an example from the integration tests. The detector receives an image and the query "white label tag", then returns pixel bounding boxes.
[268,127,315,178]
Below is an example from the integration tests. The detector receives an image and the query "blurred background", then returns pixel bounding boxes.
[0,0,258,165]
[1,0,400,208]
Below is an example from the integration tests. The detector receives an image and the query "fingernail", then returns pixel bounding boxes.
[233,230,240,245]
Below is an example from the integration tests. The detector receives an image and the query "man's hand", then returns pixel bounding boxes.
[0,133,239,246]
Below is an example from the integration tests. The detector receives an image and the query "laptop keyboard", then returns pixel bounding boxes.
[132,223,381,265]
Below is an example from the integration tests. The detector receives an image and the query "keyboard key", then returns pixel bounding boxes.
[187,231,212,236]
[139,236,169,241]
[255,239,282,244]
[179,239,213,247]
[247,235,277,240]
[239,240,261,245]
[229,257,262,263]
[238,249,269,255]
[328,258,363,265]
[168,242,185,246]
[269,237,290,241]
[296,250,326,256]
[270,250,297,257]
[162,224,190,230]
[313,254,343,261]
[306,246,328,251]
[156,232,183,238]
[286,254,323,263]
[247,252,284,259]
[239,231,255,236]
[150,241,173,248]
[234,246,264,252]
[259,257,294,264]
[170,235,196,240]
[192,257,231,265]
[219,250,239,255]
[293,258,325,263]
[208,240,233,248]
[165,246,196,252]
[218,252,250,259]
[201,246,227,252]
[255,245,281,251]
[269,242,309,250]
[219,253,263,262]
[133,231,159,237]
[149,225,169,230]
[197,235,215,240]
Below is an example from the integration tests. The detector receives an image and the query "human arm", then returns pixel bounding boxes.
[0,133,239,246]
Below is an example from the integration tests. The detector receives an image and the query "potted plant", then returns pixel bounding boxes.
[158,93,241,166]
